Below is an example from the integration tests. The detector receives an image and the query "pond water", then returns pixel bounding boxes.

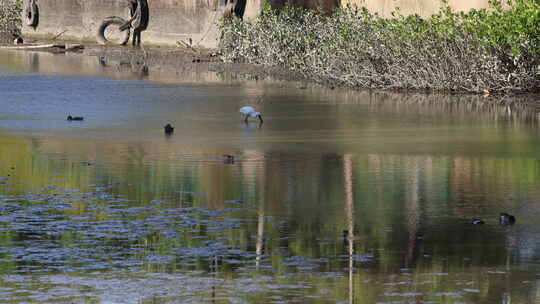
[1,49,540,303]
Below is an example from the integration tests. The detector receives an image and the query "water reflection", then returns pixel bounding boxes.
[2,142,540,302]
[1,49,540,302]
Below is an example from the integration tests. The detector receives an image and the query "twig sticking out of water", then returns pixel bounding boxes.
[255,95,265,104]
[53,30,67,40]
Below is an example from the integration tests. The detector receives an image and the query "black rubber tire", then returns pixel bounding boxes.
[96,16,130,46]
[25,0,39,28]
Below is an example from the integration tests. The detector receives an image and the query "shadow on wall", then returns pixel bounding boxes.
[267,0,491,17]
[268,0,339,14]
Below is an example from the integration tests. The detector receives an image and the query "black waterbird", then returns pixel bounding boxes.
[222,154,235,164]
[67,115,84,121]
[499,213,516,225]
[164,123,174,134]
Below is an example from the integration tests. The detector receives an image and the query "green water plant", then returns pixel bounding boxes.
[219,0,540,93]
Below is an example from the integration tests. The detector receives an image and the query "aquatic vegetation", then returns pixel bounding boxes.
[219,0,540,93]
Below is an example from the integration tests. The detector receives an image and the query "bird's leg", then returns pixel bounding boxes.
[244,115,249,123]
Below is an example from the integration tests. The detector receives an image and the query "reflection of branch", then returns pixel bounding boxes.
[256,155,266,267]
[343,154,355,304]
[316,89,539,123]
[256,203,264,267]
[405,157,420,268]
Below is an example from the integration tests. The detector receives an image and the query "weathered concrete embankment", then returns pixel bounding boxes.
[21,0,244,48]
[20,0,495,48]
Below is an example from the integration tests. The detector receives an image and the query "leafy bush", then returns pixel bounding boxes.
[0,0,22,42]
[219,0,540,93]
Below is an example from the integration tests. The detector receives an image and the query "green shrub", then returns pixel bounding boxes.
[0,0,22,42]
[219,0,540,93]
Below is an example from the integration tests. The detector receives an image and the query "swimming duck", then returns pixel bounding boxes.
[499,213,516,225]
[239,106,263,123]
[471,219,485,225]
[67,115,84,121]
[13,36,23,45]
[164,123,174,134]
[222,154,235,164]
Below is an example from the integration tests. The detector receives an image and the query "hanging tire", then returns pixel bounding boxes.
[25,0,39,28]
[96,16,130,46]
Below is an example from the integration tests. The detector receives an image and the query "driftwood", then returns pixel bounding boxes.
[0,43,84,52]
[0,43,59,49]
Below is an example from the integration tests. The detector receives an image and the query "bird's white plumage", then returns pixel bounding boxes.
[239,106,256,115]
[240,106,263,123]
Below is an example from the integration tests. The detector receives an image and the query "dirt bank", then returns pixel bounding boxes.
[0,38,310,85]
[83,43,308,84]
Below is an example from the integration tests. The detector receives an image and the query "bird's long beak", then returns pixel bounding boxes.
[258,115,263,123]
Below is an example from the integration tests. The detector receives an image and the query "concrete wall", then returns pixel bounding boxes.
[343,0,495,18]
[22,0,494,48]
[22,0,254,48]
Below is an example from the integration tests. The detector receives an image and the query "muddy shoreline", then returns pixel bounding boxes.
[0,39,311,84]
[84,43,310,84]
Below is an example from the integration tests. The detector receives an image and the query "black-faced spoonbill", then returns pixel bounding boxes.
[239,106,263,123]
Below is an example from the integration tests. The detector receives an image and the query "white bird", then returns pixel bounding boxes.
[239,106,263,123]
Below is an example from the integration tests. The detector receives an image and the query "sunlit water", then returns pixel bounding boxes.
[1,49,540,303]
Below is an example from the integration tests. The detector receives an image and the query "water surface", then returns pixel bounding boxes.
[0,49,540,303]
